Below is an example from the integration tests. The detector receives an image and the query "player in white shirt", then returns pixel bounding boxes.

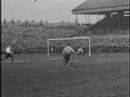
[62,43,77,65]
[4,45,14,62]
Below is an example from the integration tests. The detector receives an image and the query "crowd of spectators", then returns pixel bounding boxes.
[1,18,129,53]
[1,25,79,50]
[58,35,129,49]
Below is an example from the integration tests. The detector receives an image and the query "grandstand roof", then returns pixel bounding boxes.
[72,0,130,14]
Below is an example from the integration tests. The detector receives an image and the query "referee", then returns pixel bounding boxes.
[62,43,77,65]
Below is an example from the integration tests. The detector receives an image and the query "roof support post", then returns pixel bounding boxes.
[118,12,124,30]
[89,15,91,24]
[86,15,88,25]
[75,14,79,25]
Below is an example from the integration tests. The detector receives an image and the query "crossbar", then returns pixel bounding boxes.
[48,37,90,41]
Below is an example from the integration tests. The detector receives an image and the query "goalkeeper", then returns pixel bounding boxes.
[78,47,84,55]
[62,43,77,65]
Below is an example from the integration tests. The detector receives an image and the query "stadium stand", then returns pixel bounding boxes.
[72,0,129,53]
[88,14,129,35]
[1,23,129,54]
[1,0,129,54]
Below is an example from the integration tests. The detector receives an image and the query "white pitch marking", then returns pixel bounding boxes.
[2,60,31,63]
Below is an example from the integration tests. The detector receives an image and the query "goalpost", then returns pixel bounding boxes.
[47,36,91,57]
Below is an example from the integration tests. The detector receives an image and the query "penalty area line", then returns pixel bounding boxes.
[2,60,31,63]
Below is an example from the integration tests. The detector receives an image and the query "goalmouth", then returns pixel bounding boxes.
[47,36,91,57]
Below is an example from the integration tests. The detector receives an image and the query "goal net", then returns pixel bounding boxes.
[47,36,91,57]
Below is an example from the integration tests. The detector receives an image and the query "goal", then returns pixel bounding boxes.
[47,36,91,57]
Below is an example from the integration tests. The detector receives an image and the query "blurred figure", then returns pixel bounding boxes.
[51,47,54,52]
[4,45,14,62]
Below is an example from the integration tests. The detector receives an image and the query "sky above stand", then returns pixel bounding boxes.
[2,0,103,23]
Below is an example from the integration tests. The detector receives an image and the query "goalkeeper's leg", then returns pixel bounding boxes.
[96,48,101,55]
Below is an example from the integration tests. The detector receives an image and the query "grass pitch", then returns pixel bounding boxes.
[1,53,129,97]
